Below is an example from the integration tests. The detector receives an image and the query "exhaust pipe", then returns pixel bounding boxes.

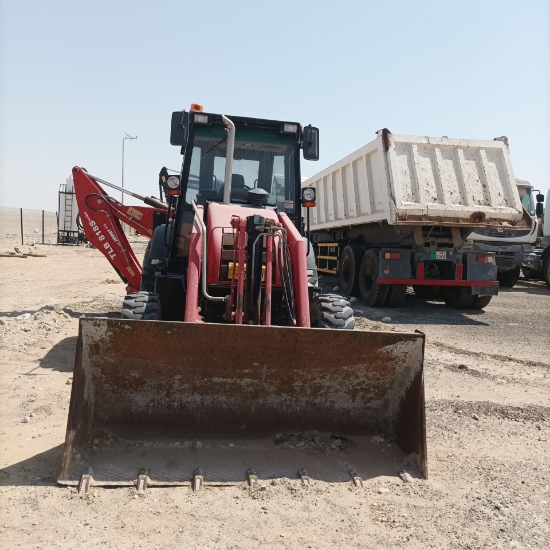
[222,115,235,205]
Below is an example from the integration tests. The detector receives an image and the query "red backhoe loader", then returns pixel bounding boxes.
[59,105,427,493]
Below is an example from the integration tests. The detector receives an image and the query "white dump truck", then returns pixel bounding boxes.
[469,179,540,287]
[301,129,531,309]
[525,189,550,287]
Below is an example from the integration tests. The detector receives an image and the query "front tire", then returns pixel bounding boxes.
[497,266,520,288]
[121,291,162,320]
[544,254,550,289]
[358,249,389,307]
[310,294,355,330]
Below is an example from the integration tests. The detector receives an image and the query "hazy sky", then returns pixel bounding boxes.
[1,0,549,211]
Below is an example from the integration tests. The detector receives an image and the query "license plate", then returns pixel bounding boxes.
[430,251,447,260]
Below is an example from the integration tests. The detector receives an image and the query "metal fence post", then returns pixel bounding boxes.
[42,210,45,244]
[20,207,24,245]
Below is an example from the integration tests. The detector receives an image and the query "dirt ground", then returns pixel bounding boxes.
[0,239,548,549]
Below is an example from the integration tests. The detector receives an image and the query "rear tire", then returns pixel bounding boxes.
[338,245,363,296]
[358,249,389,307]
[413,285,441,300]
[310,294,355,330]
[544,255,550,289]
[121,291,162,320]
[140,240,155,292]
[385,285,407,307]
[442,286,475,309]
[497,266,520,288]
[469,295,493,309]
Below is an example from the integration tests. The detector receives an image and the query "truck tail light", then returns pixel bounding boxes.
[477,255,494,263]
[384,252,401,260]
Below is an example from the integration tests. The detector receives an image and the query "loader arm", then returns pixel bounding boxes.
[72,167,167,293]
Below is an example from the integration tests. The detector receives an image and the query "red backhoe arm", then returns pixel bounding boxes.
[72,166,167,293]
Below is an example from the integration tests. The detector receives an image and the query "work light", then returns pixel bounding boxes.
[167,175,180,189]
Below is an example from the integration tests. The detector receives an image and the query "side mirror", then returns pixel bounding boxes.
[536,202,544,217]
[170,111,189,146]
[536,193,545,203]
[302,125,319,161]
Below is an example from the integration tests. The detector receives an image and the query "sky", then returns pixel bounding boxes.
[1,0,549,211]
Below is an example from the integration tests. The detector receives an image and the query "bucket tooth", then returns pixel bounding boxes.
[78,467,93,495]
[193,468,204,492]
[247,468,258,487]
[136,468,149,494]
[349,469,363,488]
[299,469,311,487]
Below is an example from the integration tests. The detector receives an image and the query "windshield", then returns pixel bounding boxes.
[184,125,297,213]
[518,186,534,215]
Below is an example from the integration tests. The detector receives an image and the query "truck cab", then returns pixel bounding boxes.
[469,179,539,287]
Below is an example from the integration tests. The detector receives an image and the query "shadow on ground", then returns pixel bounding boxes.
[500,278,549,295]
[319,275,490,326]
[0,445,64,487]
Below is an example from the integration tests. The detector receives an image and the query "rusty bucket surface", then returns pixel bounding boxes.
[59,318,427,489]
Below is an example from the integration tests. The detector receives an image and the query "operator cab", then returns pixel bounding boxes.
[169,106,319,231]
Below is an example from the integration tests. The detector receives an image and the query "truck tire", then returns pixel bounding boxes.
[140,240,155,292]
[469,295,493,309]
[412,285,440,300]
[544,254,550,289]
[358,249,390,307]
[310,294,355,330]
[385,285,407,308]
[442,286,475,309]
[497,266,520,288]
[338,245,363,296]
[121,291,161,320]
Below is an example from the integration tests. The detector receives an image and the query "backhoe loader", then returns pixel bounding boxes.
[59,105,427,493]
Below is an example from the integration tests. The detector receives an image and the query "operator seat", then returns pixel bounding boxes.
[217,174,249,202]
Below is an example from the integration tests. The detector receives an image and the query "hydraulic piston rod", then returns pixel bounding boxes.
[86,172,168,210]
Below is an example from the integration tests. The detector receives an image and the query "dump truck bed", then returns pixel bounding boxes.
[59,318,427,489]
[302,131,527,231]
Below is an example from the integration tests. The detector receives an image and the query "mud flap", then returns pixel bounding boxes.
[59,318,427,489]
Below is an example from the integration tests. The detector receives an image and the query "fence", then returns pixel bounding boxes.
[0,207,59,246]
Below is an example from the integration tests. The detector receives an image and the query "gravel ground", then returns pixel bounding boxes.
[0,243,548,549]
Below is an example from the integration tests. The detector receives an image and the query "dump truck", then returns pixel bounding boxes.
[302,130,531,309]
[58,107,428,493]
[523,189,550,287]
[470,179,540,288]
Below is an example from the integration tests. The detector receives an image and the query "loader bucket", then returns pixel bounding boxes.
[59,318,427,490]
